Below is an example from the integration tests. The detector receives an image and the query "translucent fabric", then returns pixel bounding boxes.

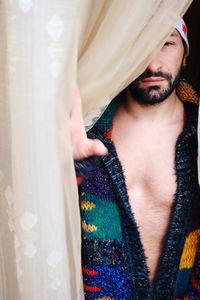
[0,0,192,299]
[77,0,193,130]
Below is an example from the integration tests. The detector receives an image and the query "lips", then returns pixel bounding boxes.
[141,77,166,86]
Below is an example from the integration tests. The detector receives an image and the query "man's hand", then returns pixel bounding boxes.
[70,86,108,160]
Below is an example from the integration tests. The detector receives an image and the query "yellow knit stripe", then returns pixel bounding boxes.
[179,229,200,269]
[95,297,114,300]
[82,220,97,233]
[81,200,96,210]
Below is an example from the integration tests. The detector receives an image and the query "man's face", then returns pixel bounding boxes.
[129,29,186,105]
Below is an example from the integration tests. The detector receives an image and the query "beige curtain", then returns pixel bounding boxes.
[0,1,192,299]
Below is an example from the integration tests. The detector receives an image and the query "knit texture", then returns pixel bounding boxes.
[75,80,200,300]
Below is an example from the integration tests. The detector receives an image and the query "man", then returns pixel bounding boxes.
[71,18,200,299]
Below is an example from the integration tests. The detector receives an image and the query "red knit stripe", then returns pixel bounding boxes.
[83,267,99,276]
[84,283,101,292]
[105,128,112,140]
[77,176,83,185]
[191,274,200,296]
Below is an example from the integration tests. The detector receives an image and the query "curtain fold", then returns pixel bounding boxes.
[77,0,193,130]
[0,0,193,299]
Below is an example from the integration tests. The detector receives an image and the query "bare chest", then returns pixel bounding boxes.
[112,125,182,280]
[120,139,177,206]
[113,125,178,200]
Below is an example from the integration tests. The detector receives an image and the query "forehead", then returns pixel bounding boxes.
[169,29,182,41]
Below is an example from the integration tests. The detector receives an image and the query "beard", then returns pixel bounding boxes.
[128,67,183,106]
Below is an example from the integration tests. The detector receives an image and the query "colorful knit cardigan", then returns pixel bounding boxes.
[75,80,200,300]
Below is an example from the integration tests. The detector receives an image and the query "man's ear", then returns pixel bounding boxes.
[182,56,187,68]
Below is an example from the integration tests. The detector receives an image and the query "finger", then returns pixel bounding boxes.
[86,139,108,157]
[69,85,88,140]
[70,85,83,119]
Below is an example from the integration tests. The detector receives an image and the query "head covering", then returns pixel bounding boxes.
[175,18,189,56]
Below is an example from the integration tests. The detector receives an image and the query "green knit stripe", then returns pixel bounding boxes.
[93,96,122,133]
[80,193,122,241]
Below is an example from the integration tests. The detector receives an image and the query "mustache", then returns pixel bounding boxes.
[138,70,172,81]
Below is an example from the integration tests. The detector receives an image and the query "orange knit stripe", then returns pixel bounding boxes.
[179,229,200,269]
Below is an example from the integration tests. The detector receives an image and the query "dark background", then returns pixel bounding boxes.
[184,0,200,83]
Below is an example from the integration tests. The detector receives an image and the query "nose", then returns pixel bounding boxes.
[146,55,163,74]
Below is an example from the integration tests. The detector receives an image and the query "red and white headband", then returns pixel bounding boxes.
[175,18,189,56]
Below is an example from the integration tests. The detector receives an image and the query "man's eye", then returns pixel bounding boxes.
[164,41,175,47]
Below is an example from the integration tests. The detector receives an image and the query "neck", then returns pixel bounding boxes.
[121,89,184,125]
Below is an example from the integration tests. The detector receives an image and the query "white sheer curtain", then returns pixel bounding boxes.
[77,0,193,130]
[0,1,193,299]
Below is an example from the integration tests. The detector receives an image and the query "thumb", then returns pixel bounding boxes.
[86,139,108,157]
